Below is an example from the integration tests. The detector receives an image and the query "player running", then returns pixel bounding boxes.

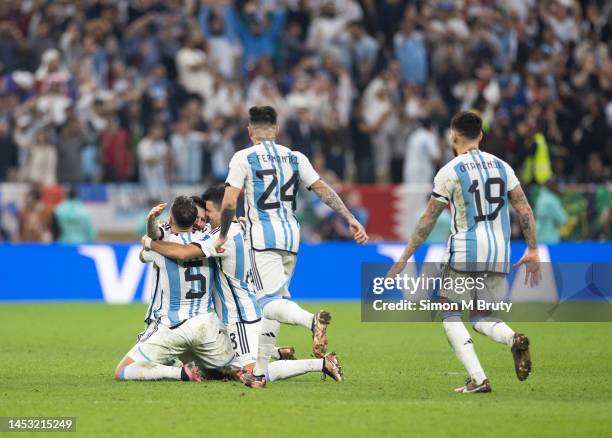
[212,106,368,388]
[114,196,238,382]
[144,185,345,386]
[388,111,540,393]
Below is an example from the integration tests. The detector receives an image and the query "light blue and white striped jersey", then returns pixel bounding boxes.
[194,222,262,325]
[432,149,520,273]
[225,141,320,253]
[141,231,215,327]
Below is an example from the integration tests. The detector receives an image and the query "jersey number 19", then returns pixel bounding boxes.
[468,177,506,222]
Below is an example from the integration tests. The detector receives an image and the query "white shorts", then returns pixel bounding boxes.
[127,313,235,370]
[226,320,260,367]
[250,249,297,307]
[438,266,508,306]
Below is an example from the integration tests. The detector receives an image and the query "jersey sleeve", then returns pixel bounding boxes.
[504,162,520,191]
[225,151,248,189]
[158,222,172,240]
[141,249,161,264]
[192,231,229,259]
[295,151,320,189]
[432,166,453,205]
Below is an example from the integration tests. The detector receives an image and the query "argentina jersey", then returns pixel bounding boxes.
[432,149,520,273]
[193,223,261,325]
[225,140,321,253]
[141,232,215,328]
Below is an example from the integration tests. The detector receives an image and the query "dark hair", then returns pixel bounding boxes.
[451,111,482,140]
[28,187,41,202]
[171,195,197,228]
[202,185,225,208]
[190,195,204,210]
[248,106,277,126]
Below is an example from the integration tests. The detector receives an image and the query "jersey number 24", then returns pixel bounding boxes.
[256,169,299,211]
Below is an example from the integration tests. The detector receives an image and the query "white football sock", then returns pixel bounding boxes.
[266,359,324,382]
[262,299,314,330]
[472,318,515,347]
[120,362,182,381]
[253,318,280,377]
[443,316,487,384]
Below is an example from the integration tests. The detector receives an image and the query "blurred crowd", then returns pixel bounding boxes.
[0,0,610,242]
[0,0,609,190]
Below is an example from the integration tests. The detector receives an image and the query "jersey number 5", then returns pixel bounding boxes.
[184,260,206,299]
[468,178,505,222]
[256,169,299,211]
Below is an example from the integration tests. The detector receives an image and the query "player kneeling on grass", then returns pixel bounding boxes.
[143,185,344,387]
[141,192,320,382]
[115,196,241,382]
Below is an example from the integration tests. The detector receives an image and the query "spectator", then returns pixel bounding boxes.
[175,31,213,101]
[320,110,349,179]
[24,130,57,186]
[226,2,287,72]
[0,0,605,242]
[535,182,568,244]
[394,18,427,86]
[101,116,131,182]
[56,110,84,183]
[208,117,236,182]
[0,120,18,181]
[137,123,169,200]
[198,4,242,79]
[170,118,204,184]
[18,188,52,242]
[52,187,96,243]
[585,153,609,184]
[306,1,360,53]
[340,21,379,84]
[403,120,440,184]
[361,67,399,182]
[284,106,320,158]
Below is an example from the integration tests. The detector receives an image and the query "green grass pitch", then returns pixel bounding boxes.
[2,302,611,437]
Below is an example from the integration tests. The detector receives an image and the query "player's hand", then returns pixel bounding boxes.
[386,261,407,279]
[141,235,153,250]
[513,249,541,287]
[213,235,227,253]
[148,203,167,219]
[348,217,369,244]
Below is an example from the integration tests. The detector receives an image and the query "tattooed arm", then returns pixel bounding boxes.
[310,179,368,243]
[310,180,353,219]
[509,186,537,250]
[214,185,241,252]
[386,198,446,278]
[146,203,167,240]
[509,185,541,286]
[401,198,446,262]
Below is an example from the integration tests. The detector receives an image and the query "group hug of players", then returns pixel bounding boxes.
[115,107,537,393]
[114,106,368,388]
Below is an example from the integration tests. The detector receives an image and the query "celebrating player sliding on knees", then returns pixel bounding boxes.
[388,111,540,393]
